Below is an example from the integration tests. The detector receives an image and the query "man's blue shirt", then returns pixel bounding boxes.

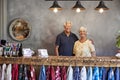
[55,32,78,56]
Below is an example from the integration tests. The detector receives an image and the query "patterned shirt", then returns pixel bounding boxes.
[73,39,95,57]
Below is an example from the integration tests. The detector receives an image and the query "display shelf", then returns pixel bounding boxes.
[0,56,120,67]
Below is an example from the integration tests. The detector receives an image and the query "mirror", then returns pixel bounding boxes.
[9,18,31,41]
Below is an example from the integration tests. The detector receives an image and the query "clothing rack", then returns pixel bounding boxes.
[0,56,120,67]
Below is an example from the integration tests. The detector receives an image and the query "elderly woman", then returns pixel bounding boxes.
[73,27,96,57]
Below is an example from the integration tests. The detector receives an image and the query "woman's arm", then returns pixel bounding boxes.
[91,51,96,57]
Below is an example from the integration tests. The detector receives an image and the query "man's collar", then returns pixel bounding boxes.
[62,31,72,37]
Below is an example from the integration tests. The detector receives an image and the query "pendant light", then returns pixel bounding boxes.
[49,0,62,13]
[72,0,85,13]
[95,0,109,13]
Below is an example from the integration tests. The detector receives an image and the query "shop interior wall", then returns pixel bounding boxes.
[5,0,120,56]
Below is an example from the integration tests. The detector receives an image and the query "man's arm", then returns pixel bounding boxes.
[55,34,60,56]
[55,45,59,56]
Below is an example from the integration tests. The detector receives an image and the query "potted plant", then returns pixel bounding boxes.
[116,30,120,53]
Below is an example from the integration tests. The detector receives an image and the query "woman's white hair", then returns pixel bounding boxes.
[79,26,87,32]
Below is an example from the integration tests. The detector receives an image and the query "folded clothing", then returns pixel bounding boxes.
[22,48,34,57]
[115,53,120,58]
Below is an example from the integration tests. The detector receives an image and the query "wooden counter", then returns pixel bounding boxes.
[0,56,120,67]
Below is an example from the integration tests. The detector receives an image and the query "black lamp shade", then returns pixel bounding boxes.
[49,0,62,10]
[72,0,85,10]
[95,0,109,10]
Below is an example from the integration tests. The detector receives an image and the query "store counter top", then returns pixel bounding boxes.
[0,56,120,67]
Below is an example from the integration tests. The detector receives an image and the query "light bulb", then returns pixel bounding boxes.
[99,8,104,13]
[76,8,81,13]
[53,8,58,13]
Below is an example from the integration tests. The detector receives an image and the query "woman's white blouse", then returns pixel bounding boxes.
[73,39,95,57]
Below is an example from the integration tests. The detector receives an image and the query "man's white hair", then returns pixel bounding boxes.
[64,21,72,26]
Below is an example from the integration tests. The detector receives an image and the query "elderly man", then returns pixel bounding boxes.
[55,21,78,56]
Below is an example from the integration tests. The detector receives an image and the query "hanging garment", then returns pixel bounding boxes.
[1,64,7,80]
[39,65,46,80]
[102,67,107,80]
[29,65,36,80]
[18,64,24,80]
[23,65,28,80]
[80,66,87,80]
[46,66,50,80]
[87,66,92,80]
[0,66,2,79]
[61,66,67,80]
[67,65,73,80]
[73,66,80,80]
[92,66,99,80]
[46,66,56,80]
[12,64,18,80]
[55,66,61,80]
[107,67,114,80]
[50,66,55,80]
[114,67,120,80]
[99,67,103,80]
[6,64,12,80]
